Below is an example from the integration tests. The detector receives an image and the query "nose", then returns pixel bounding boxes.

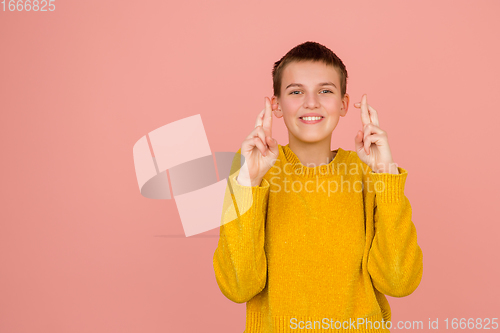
[303,94,321,109]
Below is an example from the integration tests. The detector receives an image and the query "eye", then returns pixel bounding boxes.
[289,90,333,95]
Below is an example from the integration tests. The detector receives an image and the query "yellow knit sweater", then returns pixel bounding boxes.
[213,144,423,332]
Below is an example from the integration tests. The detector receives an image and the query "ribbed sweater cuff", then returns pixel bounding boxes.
[369,166,408,204]
[228,174,270,216]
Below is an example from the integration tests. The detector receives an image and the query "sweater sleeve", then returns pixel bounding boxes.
[213,169,270,304]
[366,166,423,297]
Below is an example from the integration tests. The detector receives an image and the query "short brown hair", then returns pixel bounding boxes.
[272,41,348,99]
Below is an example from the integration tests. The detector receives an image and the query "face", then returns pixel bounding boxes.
[272,61,349,144]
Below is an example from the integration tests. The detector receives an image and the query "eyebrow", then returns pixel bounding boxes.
[285,82,337,90]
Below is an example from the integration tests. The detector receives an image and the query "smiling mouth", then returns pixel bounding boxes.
[299,116,324,121]
[299,116,324,124]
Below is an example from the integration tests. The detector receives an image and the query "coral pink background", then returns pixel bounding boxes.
[1,1,499,332]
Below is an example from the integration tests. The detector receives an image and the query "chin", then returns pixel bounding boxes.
[295,133,330,143]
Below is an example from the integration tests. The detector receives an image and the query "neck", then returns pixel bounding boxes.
[288,134,336,167]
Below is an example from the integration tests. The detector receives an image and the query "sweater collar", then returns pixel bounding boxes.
[280,143,348,178]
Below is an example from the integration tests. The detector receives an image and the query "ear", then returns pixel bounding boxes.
[340,93,349,117]
[271,96,283,118]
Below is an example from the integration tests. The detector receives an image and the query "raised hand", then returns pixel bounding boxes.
[354,94,399,174]
[237,97,280,186]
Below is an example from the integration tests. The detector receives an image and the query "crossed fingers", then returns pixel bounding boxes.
[355,94,379,128]
[354,94,387,155]
[249,97,274,153]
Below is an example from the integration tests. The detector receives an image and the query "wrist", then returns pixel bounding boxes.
[236,174,262,187]
[373,163,399,174]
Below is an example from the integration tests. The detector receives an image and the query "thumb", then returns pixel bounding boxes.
[266,136,279,153]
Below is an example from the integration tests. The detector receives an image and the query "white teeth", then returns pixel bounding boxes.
[302,116,322,121]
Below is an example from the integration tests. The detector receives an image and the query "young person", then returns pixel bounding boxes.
[213,41,423,333]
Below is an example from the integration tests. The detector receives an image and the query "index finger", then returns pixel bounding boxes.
[262,97,273,136]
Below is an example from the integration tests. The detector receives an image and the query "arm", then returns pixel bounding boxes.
[366,166,423,297]
[213,97,277,303]
[213,171,269,303]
